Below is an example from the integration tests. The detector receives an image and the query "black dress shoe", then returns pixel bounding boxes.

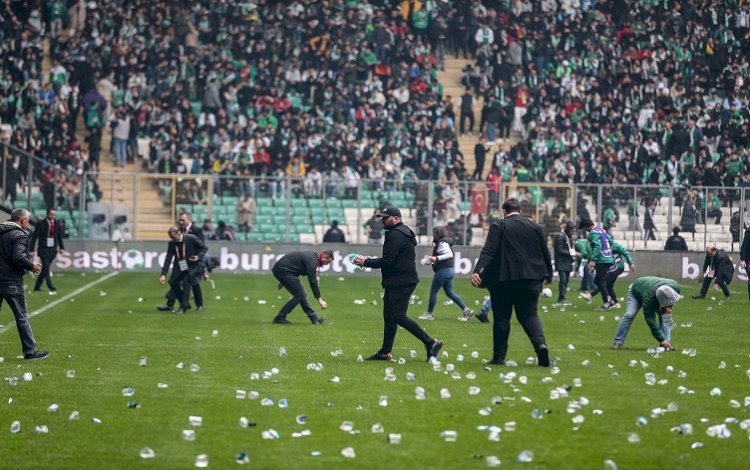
[475,313,490,323]
[272,316,291,324]
[536,347,550,367]
[366,352,392,361]
[24,350,49,360]
[427,339,444,360]
[156,305,174,312]
[487,358,504,365]
[309,315,325,325]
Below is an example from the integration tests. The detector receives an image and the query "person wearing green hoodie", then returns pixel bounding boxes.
[584,236,635,309]
[579,218,616,310]
[612,277,681,350]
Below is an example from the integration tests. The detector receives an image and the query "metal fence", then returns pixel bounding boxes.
[0,145,745,251]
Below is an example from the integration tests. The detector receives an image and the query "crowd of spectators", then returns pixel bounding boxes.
[0,0,97,213]
[3,1,750,243]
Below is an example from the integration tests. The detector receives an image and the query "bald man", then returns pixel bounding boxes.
[692,245,734,300]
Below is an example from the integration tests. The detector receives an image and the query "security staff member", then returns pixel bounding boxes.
[160,212,206,311]
[159,226,207,314]
[471,198,552,367]
[354,207,444,362]
[0,209,48,360]
[30,209,65,294]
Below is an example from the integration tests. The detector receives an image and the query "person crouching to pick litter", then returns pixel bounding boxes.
[271,250,332,325]
[612,277,681,350]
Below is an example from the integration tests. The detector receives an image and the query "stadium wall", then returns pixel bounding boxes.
[50,241,746,283]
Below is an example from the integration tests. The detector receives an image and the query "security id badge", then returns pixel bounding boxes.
[47,237,55,248]
[178,260,189,271]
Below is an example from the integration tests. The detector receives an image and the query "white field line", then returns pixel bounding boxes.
[0,271,120,334]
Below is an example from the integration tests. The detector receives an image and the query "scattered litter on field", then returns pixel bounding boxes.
[139,448,155,459]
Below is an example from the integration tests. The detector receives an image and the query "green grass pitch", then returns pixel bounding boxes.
[1,271,749,469]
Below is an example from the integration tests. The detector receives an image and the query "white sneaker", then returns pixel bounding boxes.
[462,307,474,320]
[580,292,592,301]
[49,290,58,296]
[417,312,434,320]
[610,302,622,309]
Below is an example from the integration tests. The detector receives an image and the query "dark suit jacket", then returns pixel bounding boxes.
[182,223,205,241]
[702,250,734,283]
[30,218,65,259]
[161,233,208,279]
[473,214,552,286]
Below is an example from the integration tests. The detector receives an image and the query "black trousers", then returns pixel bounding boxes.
[378,284,432,354]
[557,270,570,302]
[166,283,203,308]
[488,280,547,361]
[169,271,195,310]
[590,265,624,302]
[0,283,37,355]
[699,275,731,298]
[274,271,315,318]
[594,263,615,304]
[472,155,485,180]
[460,112,474,134]
[34,255,56,291]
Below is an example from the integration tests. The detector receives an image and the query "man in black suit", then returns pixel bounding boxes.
[159,226,208,314]
[471,198,553,366]
[740,226,750,300]
[30,209,65,294]
[159,212,206,311]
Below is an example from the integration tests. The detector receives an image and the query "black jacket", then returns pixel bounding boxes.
[0,222,36,284]
[553,231,574,272]
[323,227,346,243]
[182,223,205,242]
[702,249,734,283]
[272,251,323,299]
[474,215,552,286]
[161,234,208,279]
[30,217,65,258]
[741,229,750,263]
[364,222,419,289]
[664,235,688,251]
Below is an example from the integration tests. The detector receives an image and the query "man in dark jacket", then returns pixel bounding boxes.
[30,209,65,294]
[553,221,576,305]
[159,226,208,314]
[692,245,734,300]
[354,207,444,362]
[322,220,346,243]
[471,198,553,367]
[159,212,207,312]
[271,250,332,324]
[664,227,688,251]
[740,226,750,300]
[0,209,48,360]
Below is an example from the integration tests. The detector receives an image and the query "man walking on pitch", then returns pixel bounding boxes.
[612,276,680,350]
[471,198,552,366]
[354,207,443,362]
[0,209,49,359]
[159,226,207,314]
[271,250,332,324]
[30,208,65,294]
